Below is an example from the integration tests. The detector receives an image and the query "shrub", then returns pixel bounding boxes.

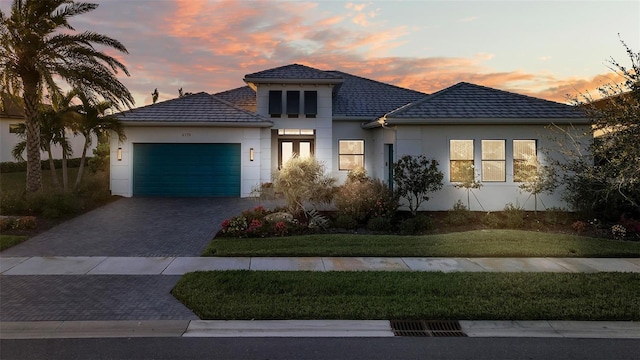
[544,207,571,226]
[334,178,398,225]
[502,203,525,229]
[447,200,472,226]
[88,143,110,173]
[482,213,500,228]
[367,217,393,232]
[334,214,358,230]
[572,220,587,234]
[398,214,434,234]
[393,155,444,215]
[12,216,37,230]
[0,217,14,230]
[611,224,626,240]
[346,166,368,183]
[272,156,337,216]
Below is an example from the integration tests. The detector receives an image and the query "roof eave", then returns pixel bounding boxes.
[244,78,344,86]
[383,117,591,125]
[121,121,273,128]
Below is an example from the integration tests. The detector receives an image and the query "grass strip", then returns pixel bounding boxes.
[0,235,28,251]
[204,230,640,257]
[172,271,640,321]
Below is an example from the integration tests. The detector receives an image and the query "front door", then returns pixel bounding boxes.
[279,139,314,168]
[384,144,394,190]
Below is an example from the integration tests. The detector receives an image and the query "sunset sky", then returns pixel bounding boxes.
[4,0,639,107]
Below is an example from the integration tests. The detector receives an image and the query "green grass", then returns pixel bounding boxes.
[0,235,28,251]
[204,230,640,258]
[172,271,640,320]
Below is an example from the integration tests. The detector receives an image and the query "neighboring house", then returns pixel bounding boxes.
[0,96,96,163]
[111,64,590,210]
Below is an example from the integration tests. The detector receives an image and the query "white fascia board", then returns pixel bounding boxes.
[383,117,590,125]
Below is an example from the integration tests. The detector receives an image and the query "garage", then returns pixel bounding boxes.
[133,143,241,197]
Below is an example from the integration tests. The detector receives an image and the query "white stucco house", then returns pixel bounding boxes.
[0,97,96,163]
[111,64,590,211]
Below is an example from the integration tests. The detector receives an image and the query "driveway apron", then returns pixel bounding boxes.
[0,197,256,322]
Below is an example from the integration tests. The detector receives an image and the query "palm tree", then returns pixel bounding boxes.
[12,91,79,190]
[71,90,126,189]
[0,0,134,192]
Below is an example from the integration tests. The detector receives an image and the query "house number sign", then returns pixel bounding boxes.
[182,133,191,137]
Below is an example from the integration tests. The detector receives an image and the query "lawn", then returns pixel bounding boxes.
[0,235,28,251]
[203,230,640,257]
[172,271,640,320]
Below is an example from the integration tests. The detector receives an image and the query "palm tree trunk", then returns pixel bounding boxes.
[22,80,42,192]
[62,150,69,192]
[74,137,89,189]
[47,146,60,189]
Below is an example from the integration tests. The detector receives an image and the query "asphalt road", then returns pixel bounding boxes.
[1,337,639,360]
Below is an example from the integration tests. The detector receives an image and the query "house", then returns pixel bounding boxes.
[0,95,96,163]
[110,64,590,211]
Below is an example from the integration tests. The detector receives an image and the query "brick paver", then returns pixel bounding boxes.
[0,275,198,321]
[1,197,257,257]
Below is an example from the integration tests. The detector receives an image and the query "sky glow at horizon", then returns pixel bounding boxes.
[2,0,638,107]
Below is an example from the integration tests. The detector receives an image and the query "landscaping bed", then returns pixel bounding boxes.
[172,271,640,321]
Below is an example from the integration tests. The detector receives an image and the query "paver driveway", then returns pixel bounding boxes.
[1,197,257,257]
[0,197,259,321]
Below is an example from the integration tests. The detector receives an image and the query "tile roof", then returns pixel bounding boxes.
[327,71,427,118]
[244,64,343,80]
[215,86,257,112]
[116,92,271,125]
[386,82,586,120]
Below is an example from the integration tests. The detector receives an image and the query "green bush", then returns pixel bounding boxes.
[482,213,500,228]
[37,192,84,219]
[393,155,444,215]
[334,170,398,225]
[88,143,110,173]
[367,217,393,232]
[447,200,473,226]
[272,156,337,216]
[334,214,358,229]
[503,203,525,229]
[544,207,571,226]
[398,214,434,235]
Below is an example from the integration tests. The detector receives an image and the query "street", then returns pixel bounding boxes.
[2,337,639,360]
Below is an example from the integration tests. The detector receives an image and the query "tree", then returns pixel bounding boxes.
[517,158,556,213]
[0,0,134,192]
[453,164,484,211]
[11,91,78,190]
[553,38,640,218]
[151,88,159,104]
[393,155,444,216]
[71,90,126,189]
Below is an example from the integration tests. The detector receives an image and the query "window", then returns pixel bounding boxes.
[279,140,314,168]
[338,140,364,170]
[304,91,317,117]
[9,124,21,134]
[286,91,300,117]
[482,140,505,182]
[278,129,314,135]
[268,90,282,117]
[513,140,537,182]
[450,140,474,182]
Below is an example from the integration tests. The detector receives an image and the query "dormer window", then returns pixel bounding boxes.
[304,91,317,117]
[286,91,300,118]
[269,90,282,117]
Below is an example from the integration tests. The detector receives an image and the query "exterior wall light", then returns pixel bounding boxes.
[117,147,123,161]
[249,148,254,161]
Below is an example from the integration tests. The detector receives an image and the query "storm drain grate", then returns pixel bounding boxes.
[390,320,467,337]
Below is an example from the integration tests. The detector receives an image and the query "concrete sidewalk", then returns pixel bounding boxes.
[1,256,639,275]
[1,320,639,339]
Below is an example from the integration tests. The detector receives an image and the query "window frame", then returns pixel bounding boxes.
[449,139,475,182]
[338,139,365,171]
[9,123,21,134]
[513,139,538,182]
[481,139,506,182]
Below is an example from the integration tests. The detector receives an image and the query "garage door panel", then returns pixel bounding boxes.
[133,143,241,197]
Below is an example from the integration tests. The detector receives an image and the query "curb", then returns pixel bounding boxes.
[1,320,639,339]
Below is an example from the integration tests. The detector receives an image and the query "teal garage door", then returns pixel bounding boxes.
[133,143,241,197]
